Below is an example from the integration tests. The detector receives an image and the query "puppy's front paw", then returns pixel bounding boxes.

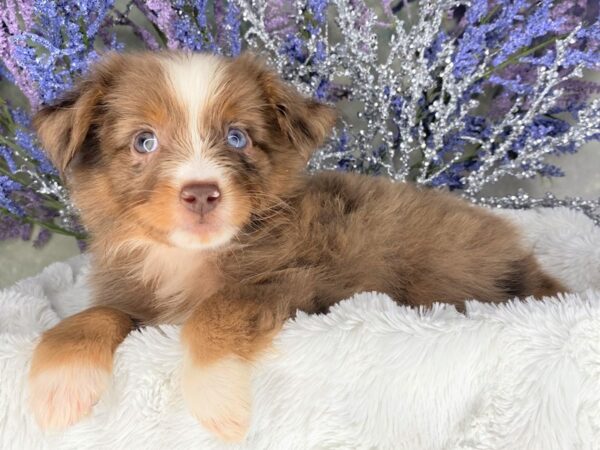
[28,338,112,430]
[182,354,252,442]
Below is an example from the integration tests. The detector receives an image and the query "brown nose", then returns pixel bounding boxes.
[180,183,221,215]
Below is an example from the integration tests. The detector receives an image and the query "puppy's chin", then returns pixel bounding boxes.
[168,224,237,250]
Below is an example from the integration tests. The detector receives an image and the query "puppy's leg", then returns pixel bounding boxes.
[181,291,285,442]
[29,306,134,429]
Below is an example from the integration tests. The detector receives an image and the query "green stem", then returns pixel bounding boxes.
[0,207,86,239]
[0,163,29,185]
[0,161,65,209]
[0,134,28,156]
[481,34,563,79]
[480,5,502,25]
[150,23,169,47]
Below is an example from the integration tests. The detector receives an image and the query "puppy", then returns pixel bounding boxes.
[29,51,565,441]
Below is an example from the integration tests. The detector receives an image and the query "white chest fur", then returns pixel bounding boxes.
[139,244,222,323]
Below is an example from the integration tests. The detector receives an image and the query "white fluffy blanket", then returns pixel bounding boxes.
[1,207,600,450]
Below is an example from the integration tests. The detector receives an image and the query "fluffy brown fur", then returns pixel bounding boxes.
[29,51,565,441]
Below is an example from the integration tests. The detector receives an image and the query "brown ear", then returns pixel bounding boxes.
[33,53,124,174]
[33,84,100,174]
[273,98,336,159]
[242,53,337,159]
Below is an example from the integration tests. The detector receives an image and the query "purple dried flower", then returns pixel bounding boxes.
[554,79,600,112]
[14,129,56,175]
[562,48,600,68]
[489,74,534,95]
[537,163,565,177]
[466,0,488,24]
[131,23,161,50]
[381,0,394,17]
[492,0,563,67]
[314,40,327,62]
[429,169,465,189]
[315,78,330,100]
[453,24,488,78]
[425,31,447,64]
[77,239,88,252]
[195,0,208,29]
[264,0,297,36]
[19,221,33,240]
[489,90,516,119]
[308,0,329,25]
[0,176,23,216]
[33,228,51,248]
[15,0,34,29]
[281,35,308,63]
[552,0,595,34]
[0,9,39,106]
[0,215,31,241]
[224,0,241,56]
[0,146,18,173]
[143,0,180,49]
[521,49,556,67]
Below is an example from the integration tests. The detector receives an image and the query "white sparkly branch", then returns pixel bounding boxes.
[472,190,600,226]
[461,28,589,195]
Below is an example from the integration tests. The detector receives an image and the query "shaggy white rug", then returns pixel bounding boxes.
[0,207,599,450]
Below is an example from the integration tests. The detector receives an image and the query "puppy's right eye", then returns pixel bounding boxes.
[133,131,159,153]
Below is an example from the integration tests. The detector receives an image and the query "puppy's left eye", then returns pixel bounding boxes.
[226,127,248,149]
[133,131,159,153]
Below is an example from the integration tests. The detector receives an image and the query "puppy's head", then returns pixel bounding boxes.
[34,51,335,251]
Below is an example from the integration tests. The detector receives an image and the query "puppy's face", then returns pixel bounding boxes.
[34,52,335,251]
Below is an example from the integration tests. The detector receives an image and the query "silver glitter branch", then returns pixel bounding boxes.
[473,191,600,226]
[463,28,586,195]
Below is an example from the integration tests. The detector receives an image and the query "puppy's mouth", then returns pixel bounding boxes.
[180,218,222,234]
[169,206,238,251]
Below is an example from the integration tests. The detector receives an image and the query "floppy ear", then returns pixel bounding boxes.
[242,53,337,159]
[33,53,123,175]
[33,84,101,174]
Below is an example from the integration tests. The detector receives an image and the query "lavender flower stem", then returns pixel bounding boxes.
[480,5,502,25]
[0,162,66,210]
[0,207,86,238]
[482,34,564,79]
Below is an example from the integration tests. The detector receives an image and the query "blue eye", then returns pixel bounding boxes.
[133,131,158,153]
[227,128,248,149]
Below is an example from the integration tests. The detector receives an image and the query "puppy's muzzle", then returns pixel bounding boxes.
[180,183,221,215]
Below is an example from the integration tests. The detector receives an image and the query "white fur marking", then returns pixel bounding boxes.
[181,354,252,442]
[163,54,225,160]
[168,224,238,250]
[172,153,226,188]
[29,365,110,430]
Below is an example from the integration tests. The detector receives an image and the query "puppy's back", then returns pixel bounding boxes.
[252,171,565,309]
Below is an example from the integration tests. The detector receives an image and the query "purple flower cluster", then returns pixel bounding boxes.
[0,176,23,216]
[140,0,241,55]
[393,0,600,190]
[4,0,119,106]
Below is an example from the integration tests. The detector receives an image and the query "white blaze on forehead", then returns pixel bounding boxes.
[162,53,227,186]
[162,53,225,151]
[173,150,227,187]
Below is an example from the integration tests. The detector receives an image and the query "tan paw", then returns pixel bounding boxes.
[182,354,252,442]
[29,364,110,430]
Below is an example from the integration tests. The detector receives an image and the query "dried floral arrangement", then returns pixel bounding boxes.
[0,0,599,247]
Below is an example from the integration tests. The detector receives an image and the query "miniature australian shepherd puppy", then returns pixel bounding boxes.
[29,51,565,442]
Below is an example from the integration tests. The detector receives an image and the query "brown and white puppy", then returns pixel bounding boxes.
[29,51,565,442]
